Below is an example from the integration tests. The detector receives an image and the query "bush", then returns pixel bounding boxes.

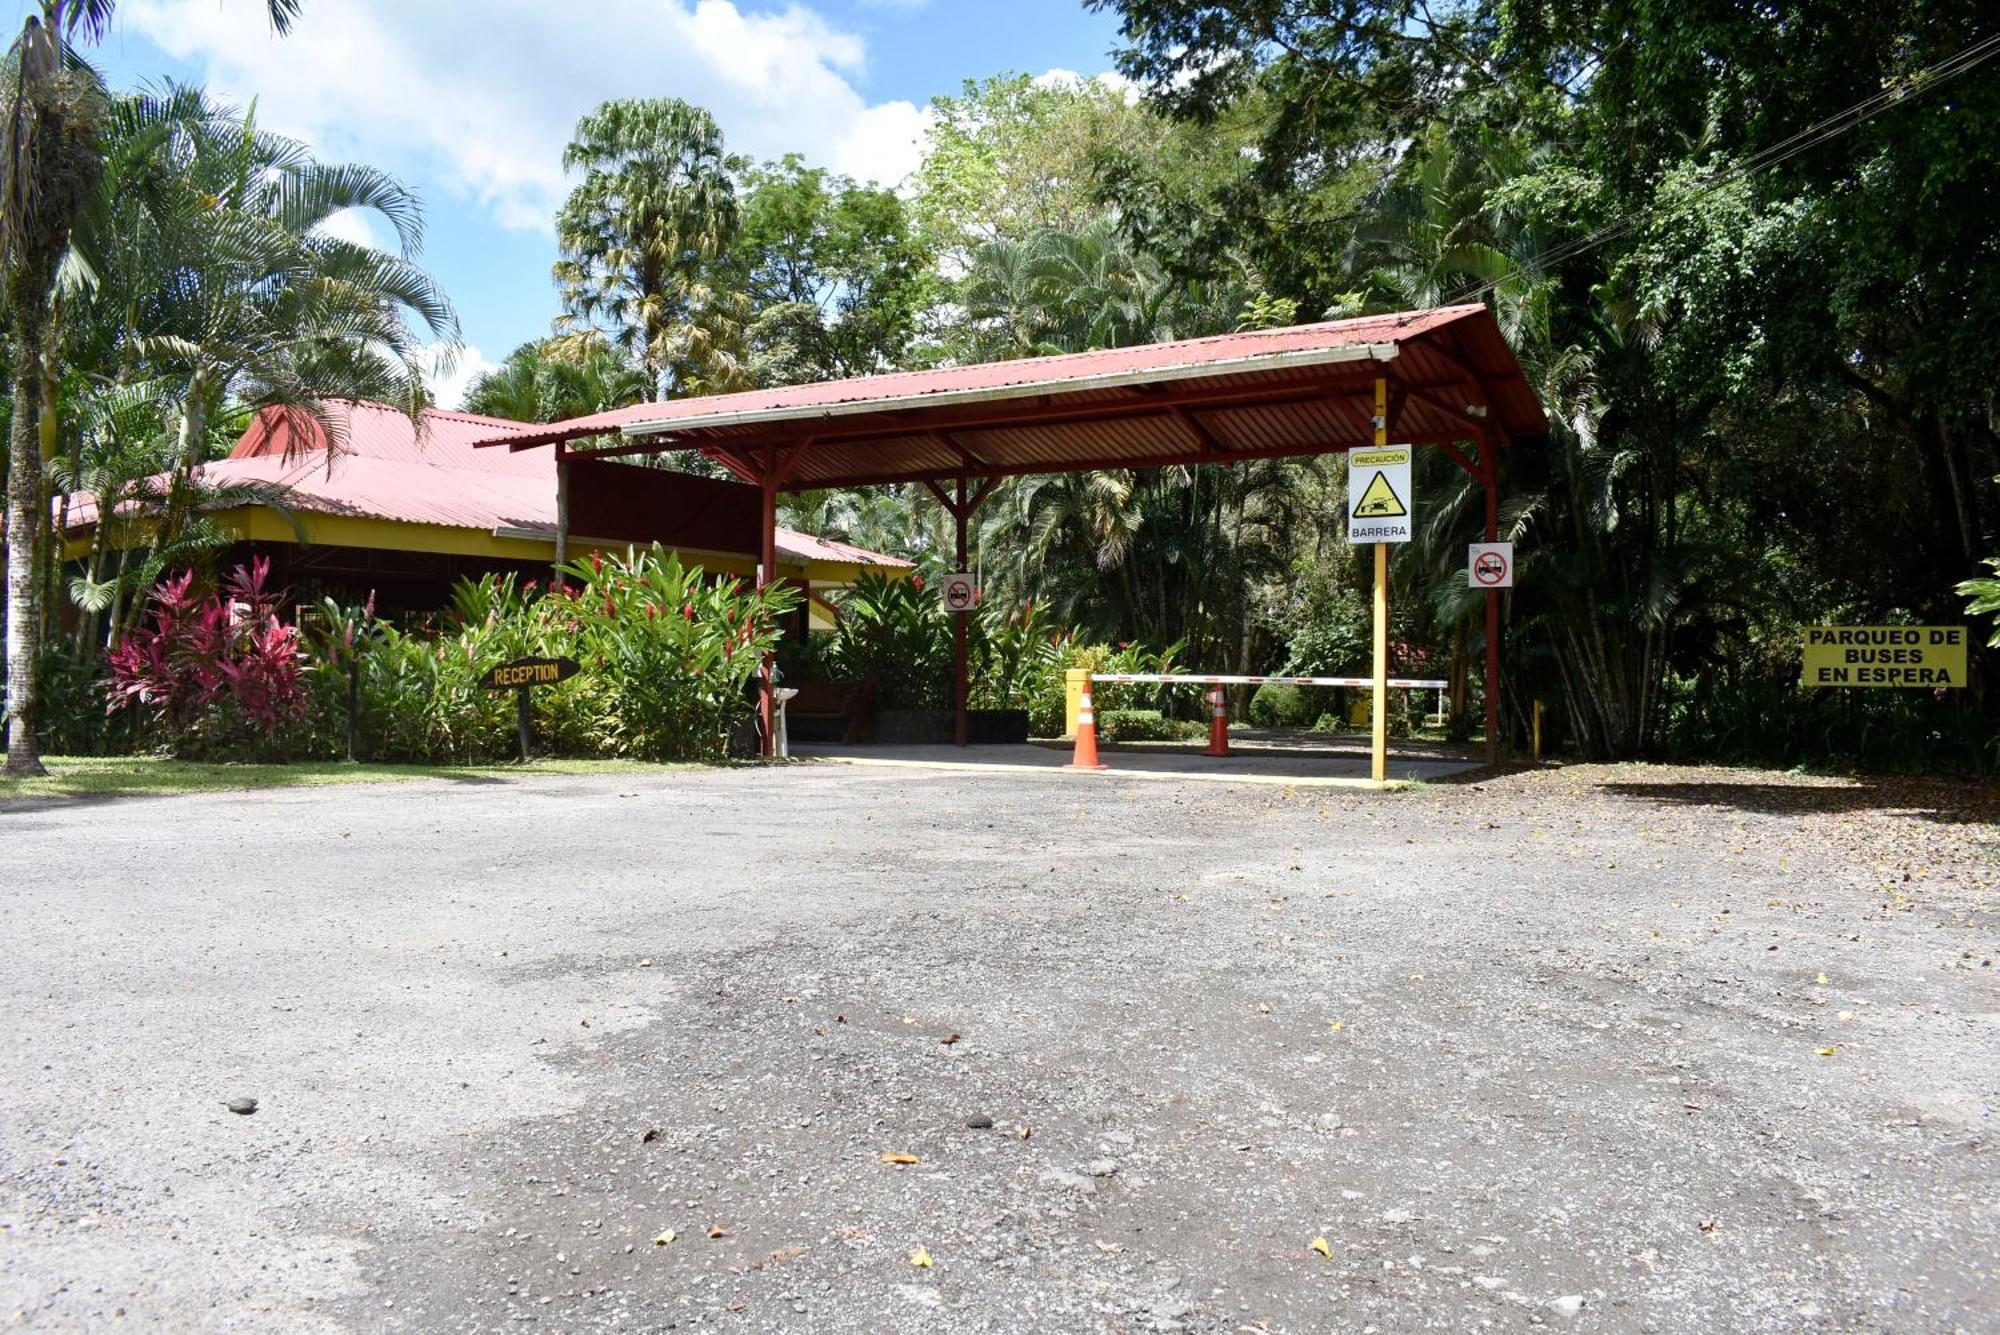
[104,559,311,760]
[1098,708,1204,742]
[323,548,797,764]
[828,571,953,709]
[1248,682,1314,728]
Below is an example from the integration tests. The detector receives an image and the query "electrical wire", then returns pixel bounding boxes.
[1466,29,2000,298]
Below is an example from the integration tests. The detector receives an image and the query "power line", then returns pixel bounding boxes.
[1468,29,2000,299]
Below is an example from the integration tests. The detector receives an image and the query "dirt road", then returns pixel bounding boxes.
[2,762,1994,1332]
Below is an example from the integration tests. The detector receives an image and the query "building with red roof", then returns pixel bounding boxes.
[62,399,909,622]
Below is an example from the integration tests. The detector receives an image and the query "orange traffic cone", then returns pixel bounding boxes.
[1066,685,1108,770]
[1205,686,1230,757]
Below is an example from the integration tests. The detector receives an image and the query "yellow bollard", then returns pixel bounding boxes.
[1064,668,1089,739]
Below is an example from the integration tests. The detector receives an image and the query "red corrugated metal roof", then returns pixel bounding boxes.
[67,401,910,570]
[468,304,1545,491]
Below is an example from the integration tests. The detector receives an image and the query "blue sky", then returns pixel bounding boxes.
[51,0,1126,405]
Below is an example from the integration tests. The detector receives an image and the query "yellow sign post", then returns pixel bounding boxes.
[1801,627,1967,688]
[1370,380,1389,783]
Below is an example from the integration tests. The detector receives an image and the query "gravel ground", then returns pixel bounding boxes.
[1,761,1995,1333]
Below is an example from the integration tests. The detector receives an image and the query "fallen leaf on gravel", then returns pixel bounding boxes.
[653,1230,676,1246]
[1017,1126,1033,1140]
[1838,1010,1856,1021]
[910,1246,934,1268]
[1257,1002,1273,1014]
[837,1225,870,1240]
[1309,1237,1333,1258]
[705,1225,732,1239]
[1816,973,1830,986]
[762,1245,807,1266]
[901,1016,916,1025]
[880,1152,919,1165]
[1327,1020,1344,1034]
[1095,1241,1123,1253]
[941,1032,960,1046]
[641,1127,661,1143]
[1698,1219,1716,1233]
[781,996,797,1004]
[1815,1046,1838,1057]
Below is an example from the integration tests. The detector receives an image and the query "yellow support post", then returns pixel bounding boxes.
[1370,376,1389,785]
[1064,667,1089,739]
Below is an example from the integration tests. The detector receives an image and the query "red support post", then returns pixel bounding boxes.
[953,476,969,747]
[759,463,779,758]
[1482,436,1501,767]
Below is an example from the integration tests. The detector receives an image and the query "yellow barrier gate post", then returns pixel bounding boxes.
[1370,376,1389,785]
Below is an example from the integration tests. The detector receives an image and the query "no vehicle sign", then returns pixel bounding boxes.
[1468,542,1514,588]
[942,572,978,613]
[1348,447,1412,544]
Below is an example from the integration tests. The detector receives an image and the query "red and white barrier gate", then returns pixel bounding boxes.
[1073,672,1449,772]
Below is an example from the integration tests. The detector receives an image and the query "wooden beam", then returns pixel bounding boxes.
[792,432,1492,492]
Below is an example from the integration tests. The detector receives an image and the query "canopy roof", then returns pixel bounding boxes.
[473,304,1545,490]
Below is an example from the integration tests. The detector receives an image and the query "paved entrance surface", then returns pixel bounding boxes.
[793,732,1483,786]
[2,762,1995,1332]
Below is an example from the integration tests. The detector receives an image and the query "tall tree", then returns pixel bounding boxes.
[553,98,746,400]
[2,0,302,775]
[735,155,930,385]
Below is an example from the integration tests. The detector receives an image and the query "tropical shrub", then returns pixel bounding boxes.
[970,598,1068,712]
[557,547,794,759]
[1098,708,1203,742]
[103,559,310,759]
[828,571,955,709]
[326,549,796,764]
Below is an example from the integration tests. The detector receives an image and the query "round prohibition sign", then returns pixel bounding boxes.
[942,575,977,612]
[1472,549,1510,587]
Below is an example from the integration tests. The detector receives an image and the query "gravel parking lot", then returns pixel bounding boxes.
[2,761,1995,1333]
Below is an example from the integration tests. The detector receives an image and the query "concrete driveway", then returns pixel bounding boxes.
[1,762,1994,1332]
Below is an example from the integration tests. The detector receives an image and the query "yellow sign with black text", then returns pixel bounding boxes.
[1801,627,1966,688]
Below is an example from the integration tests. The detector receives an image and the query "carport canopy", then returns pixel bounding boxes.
[472,302,1547,756]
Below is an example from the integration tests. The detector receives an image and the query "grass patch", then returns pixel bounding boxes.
[0,755,697,802]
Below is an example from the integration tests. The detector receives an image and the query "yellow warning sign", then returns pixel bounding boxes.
[1347,446,1412,544]
[1353,470,1407,518]
[1801,626,1967,688]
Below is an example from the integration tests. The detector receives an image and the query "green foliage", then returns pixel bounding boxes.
[1248,683,1310,729]
[735,155,932,384]
[554,98,747,397]
[1097,708,1203,742]
[462,334,651,423]
[1961,560,2000,650]
[305,548,795,765]
[827,571,955,710]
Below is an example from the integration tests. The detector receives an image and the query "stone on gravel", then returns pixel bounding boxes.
[224,1097,257,1115]
[965,1114,994,1130]
[1549,1294,1585,1318]
[1084,1158,1120,1178]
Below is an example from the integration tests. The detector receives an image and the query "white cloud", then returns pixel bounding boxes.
[313,207,380,250]
[420,342,498,412]
[123,0,931,233]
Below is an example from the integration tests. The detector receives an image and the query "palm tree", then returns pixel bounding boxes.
[464,333,651,424]
[553,98,747,400]
[2,0,302,775]
[78,85,456,555]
